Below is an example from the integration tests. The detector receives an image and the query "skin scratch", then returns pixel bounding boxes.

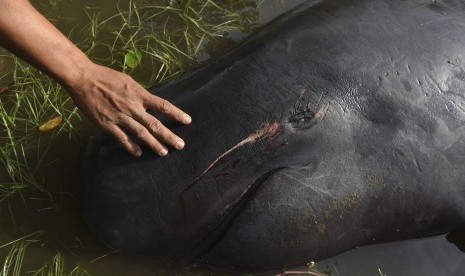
[179,121,282,217]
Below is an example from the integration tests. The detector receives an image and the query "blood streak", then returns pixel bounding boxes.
[178,121,282,217]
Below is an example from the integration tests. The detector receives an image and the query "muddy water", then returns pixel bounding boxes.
[0,0,464,275]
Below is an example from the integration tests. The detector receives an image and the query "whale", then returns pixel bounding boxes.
[81,0,465,271]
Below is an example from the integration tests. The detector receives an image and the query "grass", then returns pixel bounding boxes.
[30,253,90,276]
[0,233,89,276]
[0,0,258,205]
[0,0,259,275]
[0,56,82,224]
[1,1,338,275]
[77,0,258,85]
[0,0,259,207]
[0,232,41,276]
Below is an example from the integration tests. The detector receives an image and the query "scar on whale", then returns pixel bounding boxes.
[178,121,283,217]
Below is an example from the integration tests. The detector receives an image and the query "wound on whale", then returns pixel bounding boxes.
[81,0,465,272]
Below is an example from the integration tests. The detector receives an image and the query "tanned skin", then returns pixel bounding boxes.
[0,0,192,157]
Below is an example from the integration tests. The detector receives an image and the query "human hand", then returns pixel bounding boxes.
[0,0,191,157]
[66,62,192,157]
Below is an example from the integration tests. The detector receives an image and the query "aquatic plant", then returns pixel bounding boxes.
[0,0,258,275]
[30,253,90,276]
[78,0,258,85]
[0,234,89,276]
[0,56,81,202]
[0,232,41,276]
[0,0,258,209]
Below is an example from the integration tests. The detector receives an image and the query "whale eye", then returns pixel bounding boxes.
[288,109,317,130]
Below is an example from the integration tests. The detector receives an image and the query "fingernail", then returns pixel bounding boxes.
[134,148,142,157]
[176,140,185,150]
[183,115,192,124]
[159,148,168,156]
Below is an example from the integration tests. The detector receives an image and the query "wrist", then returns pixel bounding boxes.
[59,53,98,93]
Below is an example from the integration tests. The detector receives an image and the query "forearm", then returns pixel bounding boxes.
[0,0,191,157]
[0,0,92,89]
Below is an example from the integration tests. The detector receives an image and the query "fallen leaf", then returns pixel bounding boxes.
[39,116,62,133]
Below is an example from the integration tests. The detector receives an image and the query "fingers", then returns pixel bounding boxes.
[103,113,185,157]
[119,115,169,157]
[104,124,142,157]
[133,111,185,150]
[144,94,192,125]
[70,64,191,157]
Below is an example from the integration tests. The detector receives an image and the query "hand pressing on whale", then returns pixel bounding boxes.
[0,0,191,157]
[67,63,192,157]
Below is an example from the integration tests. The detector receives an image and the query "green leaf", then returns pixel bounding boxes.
[124,49,142,69]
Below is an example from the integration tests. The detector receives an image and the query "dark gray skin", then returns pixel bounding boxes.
[82,0,465,271]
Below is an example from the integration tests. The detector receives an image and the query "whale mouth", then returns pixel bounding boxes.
[81,120,290,264]
[179,167,287,266]
[169,121,291,265]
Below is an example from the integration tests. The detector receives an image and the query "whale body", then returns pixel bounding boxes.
[82,0,465,271]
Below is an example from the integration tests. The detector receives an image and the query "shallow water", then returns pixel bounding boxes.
[316,233,465,276]
[0,0,464,275]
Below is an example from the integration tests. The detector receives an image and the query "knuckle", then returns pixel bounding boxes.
[159,99,172,113]
[136,128,149,139]
[166,134,178,145]
[148,120,162,133]
[115,114,127,122]
[99,112,117,125]
[117,136,130,145]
